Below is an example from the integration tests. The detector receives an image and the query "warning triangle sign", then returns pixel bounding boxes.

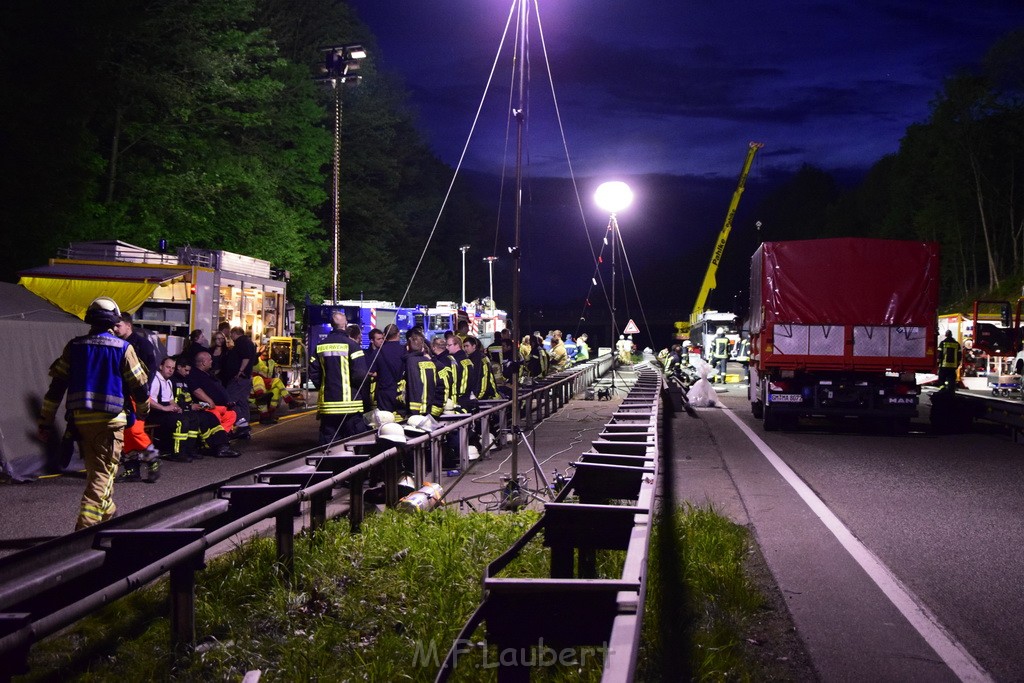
[622,319,640,334]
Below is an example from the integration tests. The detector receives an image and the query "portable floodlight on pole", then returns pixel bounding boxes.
[459,245,471,306]
[595,181,634,394]
[319,43,367,304]
[508,0,529,490]
[483,256,499,302]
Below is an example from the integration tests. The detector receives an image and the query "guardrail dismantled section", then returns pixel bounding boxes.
[436,366,663,682]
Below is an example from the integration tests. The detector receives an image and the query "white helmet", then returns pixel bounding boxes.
[363,409,396,429]
[716,327,726,335]
[85,296,121,327]
[406,414,440,433]
[378,422,407,444]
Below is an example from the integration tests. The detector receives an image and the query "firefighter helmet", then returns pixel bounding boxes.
[716,327,726,335]
[84,297,121,328]
[378,422,407,444]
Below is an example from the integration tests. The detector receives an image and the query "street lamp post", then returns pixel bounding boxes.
[595,181,634,392]
[459,245,471,305]
[320,44,367,304]
[482,256,499,302]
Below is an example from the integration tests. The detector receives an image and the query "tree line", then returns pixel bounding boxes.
[0,0,487,305]
[751,29,1024,308]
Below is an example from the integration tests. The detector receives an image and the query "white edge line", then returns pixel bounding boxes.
[722,407,992,683]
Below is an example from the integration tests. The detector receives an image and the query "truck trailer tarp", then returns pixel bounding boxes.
[750,238,940,329]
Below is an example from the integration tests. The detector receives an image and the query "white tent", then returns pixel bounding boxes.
[0,283,87,481]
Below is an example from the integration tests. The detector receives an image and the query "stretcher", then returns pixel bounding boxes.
[988,374,1020,397]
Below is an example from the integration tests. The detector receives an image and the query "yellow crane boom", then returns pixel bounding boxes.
[679,141,764,337]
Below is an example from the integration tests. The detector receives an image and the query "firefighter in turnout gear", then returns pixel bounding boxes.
[937,330,962,392]
[37,297,151,530]
[734,334,751,383]
[309,310,370,444]
[712,327,730,383]
[405,331,442,417]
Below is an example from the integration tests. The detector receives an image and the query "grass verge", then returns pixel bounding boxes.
[21,504,777,681]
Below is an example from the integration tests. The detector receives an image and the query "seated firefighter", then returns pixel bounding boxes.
[160,356,240,460]
[187,350,241,437]
[249,346,295,424]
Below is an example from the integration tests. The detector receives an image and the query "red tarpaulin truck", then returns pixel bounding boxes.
[748,238,940,430]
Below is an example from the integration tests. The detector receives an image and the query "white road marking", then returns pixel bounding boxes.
[722,407,992,683]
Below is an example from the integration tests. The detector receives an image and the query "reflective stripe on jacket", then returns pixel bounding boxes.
[939,339,961,369]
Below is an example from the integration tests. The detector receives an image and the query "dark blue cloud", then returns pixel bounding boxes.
[348,1,1021,179]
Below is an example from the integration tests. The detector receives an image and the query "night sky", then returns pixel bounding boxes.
[347,1,1021,179]
[347,1,1022,346]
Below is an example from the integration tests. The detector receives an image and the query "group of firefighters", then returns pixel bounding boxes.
[657,327,751,384]
[37,297,600,530]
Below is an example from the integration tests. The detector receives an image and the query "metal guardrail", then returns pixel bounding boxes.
[948,389,1024,437]
[436,366,663,682]
[0,355,612,680]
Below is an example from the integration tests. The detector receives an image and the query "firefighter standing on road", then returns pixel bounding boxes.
[712,327,731,383]
[309,310,369,444]
[37,297,150,530]
[938,330,962,392]
[734,334,751,383]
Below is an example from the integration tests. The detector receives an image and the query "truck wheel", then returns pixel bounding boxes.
[751,400,764,419]
[763,402,779,431]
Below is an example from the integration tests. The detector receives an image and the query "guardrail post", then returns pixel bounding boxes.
[412,441,427,485]
[310,491,329,533]
[384,452,400,507]
[0,613,31,681]
[496,405,508,448]
[349,470,367,533]
[458,425,469,470]
[170,562,199,651]
[275,511,294,581]
[550,544,574,578]
[480,414,492,453]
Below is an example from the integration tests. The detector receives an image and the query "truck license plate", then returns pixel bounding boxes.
[769,393,802,403]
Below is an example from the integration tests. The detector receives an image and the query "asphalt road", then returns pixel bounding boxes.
[0,409,324,554]
[674,386,1024,682]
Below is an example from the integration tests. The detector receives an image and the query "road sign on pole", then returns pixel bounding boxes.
[623,319,640,335]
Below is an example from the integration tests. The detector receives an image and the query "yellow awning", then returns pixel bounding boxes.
[18,277,162,320]
[17,261,190,321]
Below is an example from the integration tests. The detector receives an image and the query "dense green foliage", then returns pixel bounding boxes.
[754,29,1024,307]
[0,0,485,305]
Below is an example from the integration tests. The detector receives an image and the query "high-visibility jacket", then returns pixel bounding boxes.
[549,341,569,372]
[42,331,149,428]
[405,351,441,416]
[487,342,503,364]
[433,352,459,412]
[171,375,194,408]
[309,331,367,416]
[465,349,498,399]
[735,338,750,362]
[939,339,962,369]
[255,357,279,378]
[575,340,590,362]
[712,335,730,360]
